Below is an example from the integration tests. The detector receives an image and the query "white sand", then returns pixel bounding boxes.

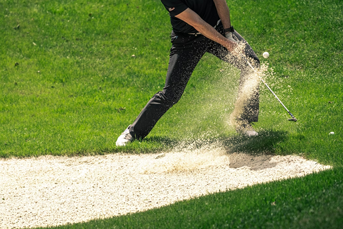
[0,144,331,228]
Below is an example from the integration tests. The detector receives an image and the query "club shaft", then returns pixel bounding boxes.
[243,57,296,119]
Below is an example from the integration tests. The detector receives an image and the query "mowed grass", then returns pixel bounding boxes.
[0,0,342,228]
[0,0,342,163]
[0,0,172,156]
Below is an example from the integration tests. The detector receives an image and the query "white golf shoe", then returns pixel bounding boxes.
[237,123,258,137]
[116,127,134,146]
[244,130,259,137]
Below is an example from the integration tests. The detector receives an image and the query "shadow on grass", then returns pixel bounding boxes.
[113,130,289,156]
[222,130,289,155]
[148,130,289,154]
[112,136,178,154]
[142,136,179,146]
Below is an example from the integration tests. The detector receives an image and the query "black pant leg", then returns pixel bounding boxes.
[207,28,260,124]
[129,36,208,139]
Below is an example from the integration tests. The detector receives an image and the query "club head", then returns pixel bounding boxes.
[288,118,297,122]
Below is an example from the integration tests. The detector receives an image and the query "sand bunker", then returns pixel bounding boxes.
[0,145,331,228]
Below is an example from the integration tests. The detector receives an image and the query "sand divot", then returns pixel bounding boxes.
[0,145,331,229]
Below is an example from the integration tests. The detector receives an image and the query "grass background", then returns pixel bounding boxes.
[1,0,341,163]
[0,0,342,228]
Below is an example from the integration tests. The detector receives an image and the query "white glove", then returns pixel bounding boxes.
[225,31,236,43]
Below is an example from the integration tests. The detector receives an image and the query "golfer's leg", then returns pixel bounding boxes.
[129,44,206,140]
[232,31,260,123]
[207,31,260,123]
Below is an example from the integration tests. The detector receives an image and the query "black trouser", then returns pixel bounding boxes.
[129,24,260,140]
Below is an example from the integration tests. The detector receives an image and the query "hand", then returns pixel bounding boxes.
[225,32,244,56]
[225,31,237,43]
[224,39,238,53]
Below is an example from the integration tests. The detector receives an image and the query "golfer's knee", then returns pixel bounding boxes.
[155,90,182,106]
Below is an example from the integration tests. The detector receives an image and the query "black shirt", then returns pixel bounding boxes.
[161,0,220,34]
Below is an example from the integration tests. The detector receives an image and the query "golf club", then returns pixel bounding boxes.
[241,55,297,122]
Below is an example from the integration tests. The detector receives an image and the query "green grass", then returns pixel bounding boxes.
[1,0,343,228]
[0,0,342,163]
[0,0,172,157]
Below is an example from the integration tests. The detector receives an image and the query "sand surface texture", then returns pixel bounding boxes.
[0,145,331,228]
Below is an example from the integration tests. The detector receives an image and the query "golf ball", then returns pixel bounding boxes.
[329,132,334,135]
[263,52,269,58]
